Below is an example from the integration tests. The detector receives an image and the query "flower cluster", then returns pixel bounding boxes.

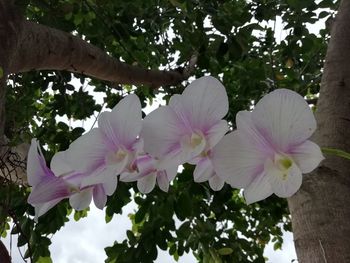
[27,76,324,220]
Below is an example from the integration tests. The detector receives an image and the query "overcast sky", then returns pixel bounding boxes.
[2,203,296,263]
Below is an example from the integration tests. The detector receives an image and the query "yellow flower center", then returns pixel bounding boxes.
[190,133,204,148]
[275,155,294,181]
[106,148,128,165]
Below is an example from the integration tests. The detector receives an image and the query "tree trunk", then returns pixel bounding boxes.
[288,1,350,262]
[0,240,10,263]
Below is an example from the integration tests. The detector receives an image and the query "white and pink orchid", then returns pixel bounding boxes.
[64,94,143,187]
[212,89,324,204]
[27,139,117,220]
[119,154,178,194]
[141,76,229,190]
[27,139,71,221]
[27,77,325,214]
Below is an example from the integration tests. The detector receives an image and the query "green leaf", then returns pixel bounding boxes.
[218,247,233,255]
[322,147,350,160]
[36,257,53,263]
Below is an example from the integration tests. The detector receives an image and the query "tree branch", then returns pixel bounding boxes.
[0,240,11,263]
[9,20,186,87]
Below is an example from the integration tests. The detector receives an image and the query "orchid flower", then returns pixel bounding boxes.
[141,76,228,189]
[27,139,117,221]
[50,152,117,211]
[212,89,324,203]
[194,156,225,191]
[120,154,177,194]
[27,139,72,221]
[64,94,143,187]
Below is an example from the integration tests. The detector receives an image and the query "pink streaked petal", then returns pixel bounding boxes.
[93,184,107,209]
[136,154,156,177]
[170,76,228,131]
[209,175,225,191]
[34,198,62,222]
[69,188,93,211]
[236,111,274,156]
[50,151,73,176]
[165,166,178,182]
[141,106,186,158]
[212,131,265,188]
[252,89,317,151]
[81,166,118,188]
[28,176,70,204]
[65,128,107,173]
[137,173,157,194]
[289,140,324,173]
[102,178,118,196]
[156,171,170,192]
[27,139,53,186]
[205,120,229,149]
[243,171,273,204]
[156,166,178,192]
[266,159,302,198]
[119,171,139,182]
[99,94,142,149]
[132,138,144,154]
[193,158,215,183]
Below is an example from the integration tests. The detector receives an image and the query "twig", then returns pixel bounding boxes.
[318,239,327,263]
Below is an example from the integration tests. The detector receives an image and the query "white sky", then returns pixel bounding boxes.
[2,203,296,263]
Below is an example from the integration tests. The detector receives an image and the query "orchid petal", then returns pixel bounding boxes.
[27,139,53,186]
[141,106,185,158]
[93,184,107,209]
[137,173,157,194]
[169,76,228,130]
[98,94,141,149]
[266,159,302,198]
[205,120,229,149]
[28,176,70,204]
[156,165,177,192]
[102,177,118,196]
[69,188,93,210]
[65,128,107,173]
[236,111,275,156]
[252,89,317,151]
[156,171,170,192]
[193,158,215,183]
[81,166,118,188]
[243,171,273,204]
[50,151,73,176]
[34,198,62,222]
[212,131,265,188]
[289,140,324,173]
[136,154,156,177]
[209,175,225,191]
[165,166,178,181]
[119,171,139,182]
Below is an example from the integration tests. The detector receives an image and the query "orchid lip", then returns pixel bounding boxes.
[105,147,129,166]
[273,154,294,180]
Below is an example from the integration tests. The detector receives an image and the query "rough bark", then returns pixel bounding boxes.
[8,21,185,87]
[288,1,350,262]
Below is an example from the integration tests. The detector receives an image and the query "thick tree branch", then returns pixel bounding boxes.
[9,20,186,87]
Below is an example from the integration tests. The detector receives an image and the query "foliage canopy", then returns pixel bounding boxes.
[1,0,338,262]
